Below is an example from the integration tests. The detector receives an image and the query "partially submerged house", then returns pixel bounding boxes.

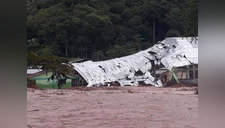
[70,37,198,87]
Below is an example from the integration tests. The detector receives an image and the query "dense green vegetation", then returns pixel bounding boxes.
[27,0,198,61]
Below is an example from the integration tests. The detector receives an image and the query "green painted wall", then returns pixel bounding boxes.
[31,72,72,89]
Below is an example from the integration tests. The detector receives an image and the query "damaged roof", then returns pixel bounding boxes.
[27,69,43,75]
[71,37,198,87]
[152,37,198,70]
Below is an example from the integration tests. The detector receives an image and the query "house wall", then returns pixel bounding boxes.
[72,70,88,86]
[158,64,198,85]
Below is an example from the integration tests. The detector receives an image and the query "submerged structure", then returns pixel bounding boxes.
[71,37,198,87]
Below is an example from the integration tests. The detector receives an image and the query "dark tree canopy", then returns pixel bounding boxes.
[27,0,198,61]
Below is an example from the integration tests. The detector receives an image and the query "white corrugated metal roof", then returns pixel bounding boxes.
[27,69,43,74]
[72,37,198,87]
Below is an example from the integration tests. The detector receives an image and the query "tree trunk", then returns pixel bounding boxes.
[65,43,68,57]
[153,18,155,44]
[64,30,68,57]
[97,51,99,61]
[44,35,47,46]
[93,40,96,60]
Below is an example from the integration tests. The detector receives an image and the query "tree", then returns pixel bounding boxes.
[141,0,169,43]
[27,0,198,60]
[183,0,198,36]
[165,29,181,37]
[27,51,74,88]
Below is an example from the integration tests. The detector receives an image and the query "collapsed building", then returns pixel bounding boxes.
[70,37,198,87]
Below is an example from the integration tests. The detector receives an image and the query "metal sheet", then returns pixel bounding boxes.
[71,37,198,87]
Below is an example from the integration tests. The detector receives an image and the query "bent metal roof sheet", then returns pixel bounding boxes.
[71,37,198,87]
